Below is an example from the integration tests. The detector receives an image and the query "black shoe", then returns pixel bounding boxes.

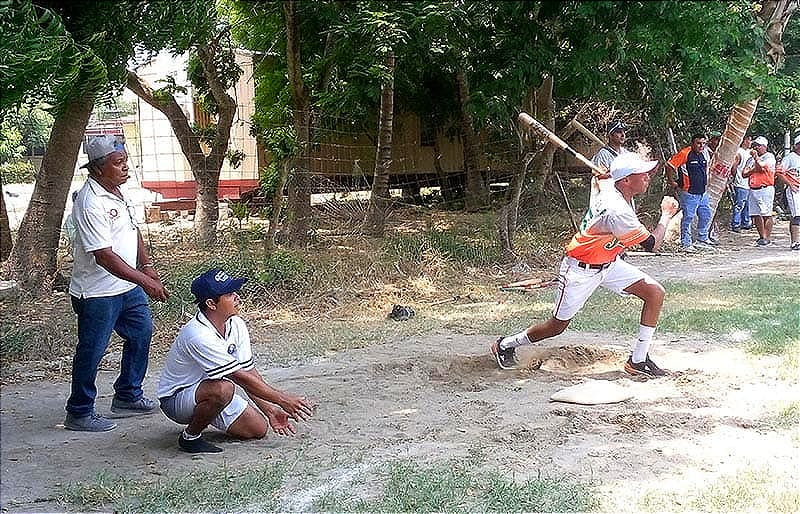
[644,355,669,377]
[491,337,518,370]
[178,433,222,453]
[624,356,668,378]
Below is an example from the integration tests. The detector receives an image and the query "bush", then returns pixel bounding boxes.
[0,160,35,184]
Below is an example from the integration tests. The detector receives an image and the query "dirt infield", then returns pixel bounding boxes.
[1,223,798,512]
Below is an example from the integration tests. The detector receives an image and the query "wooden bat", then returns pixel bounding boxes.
[518,112,610,178]
[499,277,559,292]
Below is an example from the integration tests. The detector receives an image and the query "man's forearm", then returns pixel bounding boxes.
[94,248,156,289]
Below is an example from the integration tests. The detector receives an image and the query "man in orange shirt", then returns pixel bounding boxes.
[491,154,680,377]
[742,136,777,246]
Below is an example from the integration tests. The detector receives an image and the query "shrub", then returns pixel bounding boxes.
[0,160,35,184]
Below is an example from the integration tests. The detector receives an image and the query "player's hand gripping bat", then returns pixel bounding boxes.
[517,112,610,179]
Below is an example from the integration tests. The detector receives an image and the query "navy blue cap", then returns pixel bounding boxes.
[191,269,247,302]
[607,120,627,134]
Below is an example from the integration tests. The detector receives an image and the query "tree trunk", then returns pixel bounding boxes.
[496,142,534,260]
[432,133,455,204]
[529,75,555,194]
[127,50,235,247]
[264,158,291,253]
[707,99,759,216]
[362,51,395,237]
[4,92,95,294]
[456,68,489,212]
[284,0,312,245]
[706,0,797,220]
[0,179,12,260]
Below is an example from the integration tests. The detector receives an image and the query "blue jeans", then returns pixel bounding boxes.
[731,187,751,228]
[679,191,712,247]
[66,287,153,416]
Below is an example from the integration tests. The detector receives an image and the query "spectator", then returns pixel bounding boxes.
[730,135,754,232]
[65,134,169,432]
[742,136,777,246]
[777,134,800,250]
[591,120,629,171]
[665,134,717,252]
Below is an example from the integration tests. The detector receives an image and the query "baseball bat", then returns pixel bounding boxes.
[518,112,609,178]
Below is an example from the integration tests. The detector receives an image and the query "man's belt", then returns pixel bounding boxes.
[577,261,611,270]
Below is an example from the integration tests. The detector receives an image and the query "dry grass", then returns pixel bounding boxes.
[0,206,567,382]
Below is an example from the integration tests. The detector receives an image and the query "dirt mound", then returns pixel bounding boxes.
[520,345,625,373]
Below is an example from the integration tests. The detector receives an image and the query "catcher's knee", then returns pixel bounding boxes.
[791,216,800,226]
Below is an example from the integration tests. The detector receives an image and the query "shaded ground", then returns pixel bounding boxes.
[1,222,798,512]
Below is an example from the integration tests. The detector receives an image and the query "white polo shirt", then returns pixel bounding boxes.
[69,177,139,298]
[158,312,254,399]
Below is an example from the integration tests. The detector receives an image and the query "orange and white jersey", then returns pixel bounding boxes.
[565,186,650,264]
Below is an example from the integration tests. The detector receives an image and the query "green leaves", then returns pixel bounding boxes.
[0,0,106,114]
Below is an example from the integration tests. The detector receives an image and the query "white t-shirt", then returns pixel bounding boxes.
[782,152,800,173]
[781,151,800,192]
[69,177,139,298]
[732,147,750,189]
[158,312,255,398]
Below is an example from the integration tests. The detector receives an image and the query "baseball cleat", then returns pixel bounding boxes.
[624,355,669,378]
[491,337,518,370]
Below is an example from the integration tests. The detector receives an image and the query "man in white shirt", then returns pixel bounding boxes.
[66,135,169,432]
[778,134,800,250]
[158,269,314,453]
[591,120,629,171]
[729,135,753,232]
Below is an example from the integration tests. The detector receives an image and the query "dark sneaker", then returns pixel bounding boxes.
[741,225,754,230]
[682,245,699,253]
[624,356,668,378]
[644,355,669,377]
[178,433,222,454]
[756,238,769,246]
[110,396,158,418]
[697,238,718,246]
[731,226,741,233]
[64,412,117,432]
[491,337,518,370]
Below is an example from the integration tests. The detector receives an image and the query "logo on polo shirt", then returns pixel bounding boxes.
[227,343,236,355]
[108,208,119,220]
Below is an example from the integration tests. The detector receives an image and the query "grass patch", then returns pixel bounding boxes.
[151,248,311,324]
[762,401,800,432]
[312,460,598,512]
[565,275,799,356]
[60,462,286,513]
[385,228,502,266]
[640,468,800,512]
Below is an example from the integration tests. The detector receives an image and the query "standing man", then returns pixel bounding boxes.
[778,134,800,250]
[742,136,777,246]
[730,135,753,232]
[666,133,717,252]
[158,269,314,453]
[66,135,169,432]
[491,154,680,377]
[591,120,629,171]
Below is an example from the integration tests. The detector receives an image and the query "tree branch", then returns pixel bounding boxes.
[126,69,205,169]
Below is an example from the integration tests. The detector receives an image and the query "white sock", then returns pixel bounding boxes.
[500,330,532,349]
[631,324,656,363]
[182,429,201,440]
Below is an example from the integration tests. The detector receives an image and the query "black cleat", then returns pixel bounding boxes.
[491,337,518,370]
[178,433,222,453]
